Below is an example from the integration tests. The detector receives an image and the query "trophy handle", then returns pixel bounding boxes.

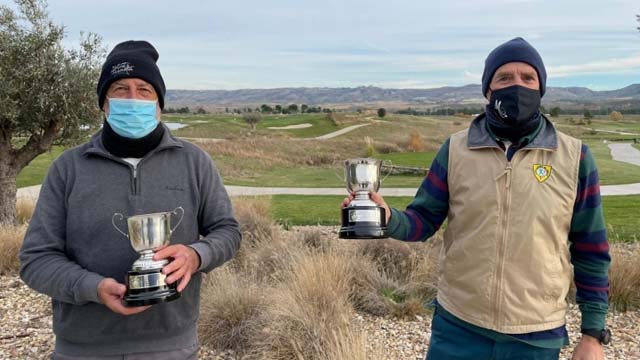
[381,160,393,183]
[171,206,185,233]
[332,160,346,182]
[112,213,129,238]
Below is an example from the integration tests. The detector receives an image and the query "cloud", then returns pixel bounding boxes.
[463,70,482,82]
[548,54,640,77]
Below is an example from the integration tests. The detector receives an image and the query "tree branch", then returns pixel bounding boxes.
[13,117,61,171]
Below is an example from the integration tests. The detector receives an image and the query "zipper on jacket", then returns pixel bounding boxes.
[492,161,513,329]
[132,166,138,195]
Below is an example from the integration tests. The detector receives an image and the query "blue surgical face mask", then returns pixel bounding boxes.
[106,98,159,139]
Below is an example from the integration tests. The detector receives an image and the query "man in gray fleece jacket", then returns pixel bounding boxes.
[20,40,241,359]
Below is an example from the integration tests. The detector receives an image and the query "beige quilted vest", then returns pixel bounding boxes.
[437,117,581,333]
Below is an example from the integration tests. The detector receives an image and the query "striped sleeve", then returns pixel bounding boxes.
[387,138,450,242]
[569,144,610,330]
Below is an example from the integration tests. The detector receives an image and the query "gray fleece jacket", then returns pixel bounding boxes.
[19,125,241,356]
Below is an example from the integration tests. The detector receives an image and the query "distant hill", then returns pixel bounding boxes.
[165,84,640,110]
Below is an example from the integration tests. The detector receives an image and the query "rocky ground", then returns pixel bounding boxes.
[1,274,639,359]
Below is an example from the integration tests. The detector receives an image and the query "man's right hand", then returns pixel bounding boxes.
[97,278,150,315]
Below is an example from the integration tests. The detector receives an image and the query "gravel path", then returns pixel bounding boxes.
[608,143,640,167]
[1,273,638,359]
[17,181,640,201]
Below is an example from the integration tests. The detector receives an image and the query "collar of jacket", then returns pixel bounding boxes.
[83,122,183,159]
[467,113,558,151]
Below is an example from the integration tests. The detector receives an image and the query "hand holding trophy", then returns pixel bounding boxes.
[112,207,184,306]
[339,158,390,239]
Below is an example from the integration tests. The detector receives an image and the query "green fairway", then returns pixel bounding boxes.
[170,113,351,139]
[223,167,424,188]
[377,151,436,168]
[586,141,640,185]
[16,146,65,188]
[602,195,640,242]
[270,195,416,226]
[270,194,640,242]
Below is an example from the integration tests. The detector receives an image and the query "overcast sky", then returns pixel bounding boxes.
[8,0,640,90]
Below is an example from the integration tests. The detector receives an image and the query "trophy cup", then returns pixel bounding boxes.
[112,207,184,306]
[339,158,389,239]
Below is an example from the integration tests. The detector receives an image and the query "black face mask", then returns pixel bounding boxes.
[487,85,542,142]
[489,85,541,125]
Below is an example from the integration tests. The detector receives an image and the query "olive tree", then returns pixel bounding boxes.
[243,113,262,130]
[0,0,104,225]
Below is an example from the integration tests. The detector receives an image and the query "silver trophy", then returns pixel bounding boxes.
[112,207,184,306]
[339,158,389,239]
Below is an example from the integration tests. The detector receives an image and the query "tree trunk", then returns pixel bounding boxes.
[0,156,19,226]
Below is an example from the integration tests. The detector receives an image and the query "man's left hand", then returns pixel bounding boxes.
[572,335,604,360]
[154,244,200,292]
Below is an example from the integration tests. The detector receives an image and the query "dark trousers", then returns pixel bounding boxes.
[425,312,561,360]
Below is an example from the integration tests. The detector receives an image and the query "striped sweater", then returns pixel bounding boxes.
[388,127,610,348]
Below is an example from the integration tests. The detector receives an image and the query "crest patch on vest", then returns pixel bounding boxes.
[533,164,552,183]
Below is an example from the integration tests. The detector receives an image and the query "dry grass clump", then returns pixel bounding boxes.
[198,268,266,353]
[255,251,362,360]
[375,141,402,154]
[232,196,278,246]
[16,198,36,224]
[609,247,640,311]
[296,227,333,253]
[0,224,27,274]
[407,130,426,152]
[199,198,437,357]
[349,254,429,319]
[358,240,418,281]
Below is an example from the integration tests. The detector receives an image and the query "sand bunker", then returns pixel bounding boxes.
[268,123,313,130]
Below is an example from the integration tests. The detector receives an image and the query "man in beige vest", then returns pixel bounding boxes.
[344,37,611,360]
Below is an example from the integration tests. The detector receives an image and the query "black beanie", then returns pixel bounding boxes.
[97,40,166,110]
[481,37,547,98]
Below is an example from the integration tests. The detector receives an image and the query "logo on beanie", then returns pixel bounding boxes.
[111,62,135,75]
[533,164,552,183]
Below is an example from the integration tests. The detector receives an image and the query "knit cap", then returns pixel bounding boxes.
[97,40,166,109]
[481,37,546,98]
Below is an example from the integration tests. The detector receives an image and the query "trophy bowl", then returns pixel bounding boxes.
[112,207,184,306]
[339,158,389,239]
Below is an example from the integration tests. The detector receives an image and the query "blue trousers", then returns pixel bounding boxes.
[425,312,561,360]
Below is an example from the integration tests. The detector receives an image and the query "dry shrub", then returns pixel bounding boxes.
[364,136,375,157]
[248,235,303,283]
[404,237,441,302]
[304,153,337,166]
[609,247,640,311]
[16,198,36,224]
[407,130,425,152]
[350,239,440,318]
[326,112,341,126]
[348,255,390,316]
[296,227,333,253]
[229,197,304,282]
[198,268,265,353]
[0,224,27,274]
[255,251,358,359]
[375,142,402,154]
[358,240,418,281]
[232,196,278,246]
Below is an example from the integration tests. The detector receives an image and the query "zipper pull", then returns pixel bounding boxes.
[494,164,512,189]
